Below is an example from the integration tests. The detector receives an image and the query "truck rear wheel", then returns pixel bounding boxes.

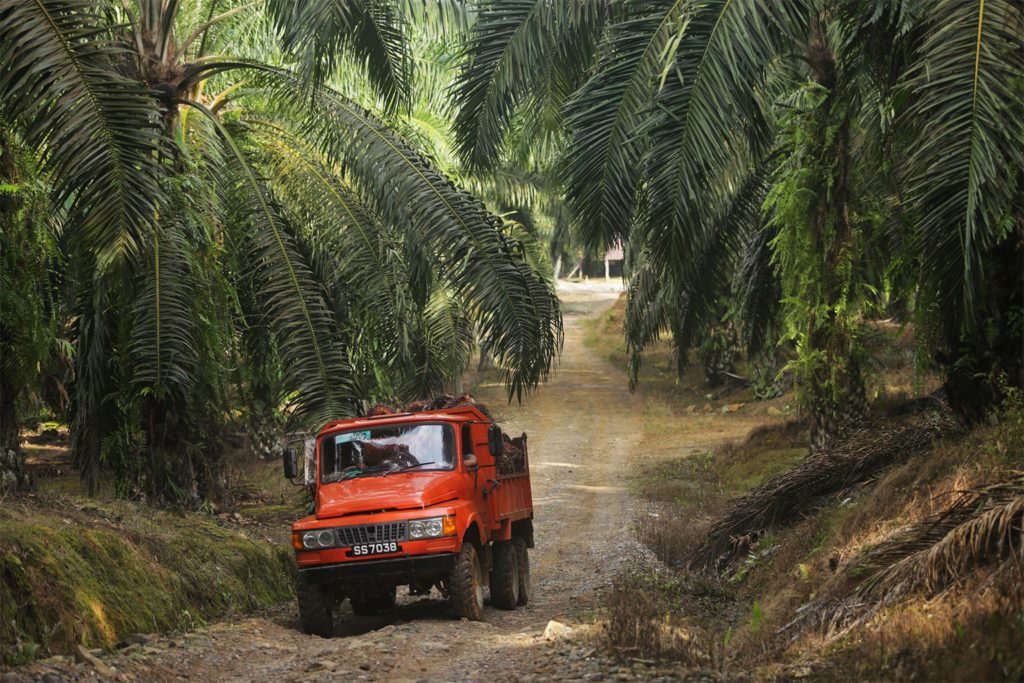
[513,537,530,606]
[350,587,397,615]
[490,541,520,610]
[296,573,334,638]
[449,542,485,620]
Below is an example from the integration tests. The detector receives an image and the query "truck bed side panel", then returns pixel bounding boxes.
[496,435,532,521]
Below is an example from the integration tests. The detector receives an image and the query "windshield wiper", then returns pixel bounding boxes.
[383,462,435,476]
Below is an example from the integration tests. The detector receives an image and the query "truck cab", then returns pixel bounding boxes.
[284,406,533,637]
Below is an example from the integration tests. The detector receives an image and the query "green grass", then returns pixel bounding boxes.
[718,446,806,492]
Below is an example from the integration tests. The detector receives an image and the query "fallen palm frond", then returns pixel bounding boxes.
[692,408,962,569]
[792,473,1024,639]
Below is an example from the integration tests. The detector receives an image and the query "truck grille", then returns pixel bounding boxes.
[335,521,408,547]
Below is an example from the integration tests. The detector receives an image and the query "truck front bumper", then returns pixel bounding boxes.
[297,552,456,586]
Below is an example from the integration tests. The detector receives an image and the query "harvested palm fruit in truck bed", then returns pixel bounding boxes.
[364,394,492,419]
[497,433,527,475]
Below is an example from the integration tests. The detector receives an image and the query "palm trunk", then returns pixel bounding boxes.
[805,33,867,449]
[0,371,32,492]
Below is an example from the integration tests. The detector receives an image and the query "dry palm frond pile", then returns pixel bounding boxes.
[786,472,1024,640]
[692,409,962,569]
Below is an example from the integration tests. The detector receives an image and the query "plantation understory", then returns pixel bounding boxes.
[590,299,1024,681]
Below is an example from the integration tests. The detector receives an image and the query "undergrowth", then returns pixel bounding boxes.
[0,494,294,665]
[609,389,1024,681]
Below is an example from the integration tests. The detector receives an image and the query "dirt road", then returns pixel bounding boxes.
[52,281,658,683]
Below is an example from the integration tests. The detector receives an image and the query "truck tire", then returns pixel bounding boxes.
[489,541,520,610]
[449,542,485,620]
[350,587,397,615]
[296,573,334,638]
[513,537,530,606]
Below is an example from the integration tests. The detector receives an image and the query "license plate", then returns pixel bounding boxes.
[347,542,401,557]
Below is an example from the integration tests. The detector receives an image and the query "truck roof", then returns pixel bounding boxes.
[318,406,492,438]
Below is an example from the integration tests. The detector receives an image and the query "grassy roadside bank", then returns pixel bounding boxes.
[587,294,1024,681]
[0,493,297,665]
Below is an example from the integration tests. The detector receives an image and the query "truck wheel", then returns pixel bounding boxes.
[350,587,397,615]
[489,541,520,610]
[449,542,485,620]
[513,537,530,606]
[296,574,334,638]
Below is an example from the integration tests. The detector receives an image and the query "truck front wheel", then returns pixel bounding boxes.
[449,542,485,620]
[296,573,334,638]
[490,541,520,610]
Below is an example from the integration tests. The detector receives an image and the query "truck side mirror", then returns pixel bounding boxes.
[283,447,299,479]
[487,425,503,457]
[463,453,478,470]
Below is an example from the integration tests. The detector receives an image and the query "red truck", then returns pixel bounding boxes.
[282,405,534,637]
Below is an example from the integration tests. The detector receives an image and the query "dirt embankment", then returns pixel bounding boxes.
[0,496,294,667]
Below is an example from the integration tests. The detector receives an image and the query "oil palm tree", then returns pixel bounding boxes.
[452,0,1023,442]
[0,0,561,500]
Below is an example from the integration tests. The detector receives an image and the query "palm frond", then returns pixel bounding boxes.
[451,0,551,170]
[241,68,562,400]
[466,165,549,220]
[692,409,963,570]
[799,473,1024,641]
[626,155,773,384]
[562,0,687,250]
[862,476,1024,600]
[451,0,605,171]
[402,287,475,400]
[69,282,117,495]
[0,0,165,270]
[624,248,675,389]
[734,221,780,355]
[188,101,355,427]
[250,117,416,370]
[268,0,410,110]
[641,0,803,266]
[399,106,457,169]
[127,211,199,402]
[901,0,1024,328]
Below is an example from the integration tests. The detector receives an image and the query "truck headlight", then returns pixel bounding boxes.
[408,516,455,539]
[301,530,336,549]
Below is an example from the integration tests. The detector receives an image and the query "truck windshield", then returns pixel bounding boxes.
[320,423,456,483]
